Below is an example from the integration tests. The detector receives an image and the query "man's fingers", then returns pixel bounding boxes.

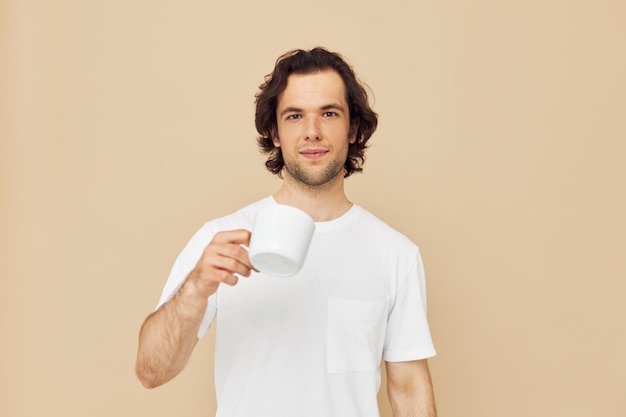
[212,229,252,246]
[211,248,253,278]
[214,269,239,286]
[189,229,256,296]
[209,239,254,274]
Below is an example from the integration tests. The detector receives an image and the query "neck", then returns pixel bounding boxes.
[273,176,352,222]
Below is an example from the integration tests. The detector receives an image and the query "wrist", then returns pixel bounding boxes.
[174,272,211,314]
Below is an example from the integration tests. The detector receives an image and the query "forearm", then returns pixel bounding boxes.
[388,381,437,417]
[386,360,437,417]
[135,277,208,388]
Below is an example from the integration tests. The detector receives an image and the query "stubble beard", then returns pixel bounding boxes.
[283,154,346,189]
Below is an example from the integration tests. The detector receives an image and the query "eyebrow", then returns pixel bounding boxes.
[279,103,346,117]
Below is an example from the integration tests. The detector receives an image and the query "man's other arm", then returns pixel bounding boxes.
[386,359,437,417]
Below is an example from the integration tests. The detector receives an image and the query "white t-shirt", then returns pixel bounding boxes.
[158,197,436,417]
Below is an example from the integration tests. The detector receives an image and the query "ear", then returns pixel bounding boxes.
[348,119,359,144]
[271,125,281,147]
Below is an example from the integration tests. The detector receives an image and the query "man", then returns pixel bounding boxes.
[136,47,437,417]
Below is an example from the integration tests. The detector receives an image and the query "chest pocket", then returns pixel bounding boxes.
[327,297,389,374]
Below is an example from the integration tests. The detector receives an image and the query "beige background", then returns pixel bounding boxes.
[1,1,625,416]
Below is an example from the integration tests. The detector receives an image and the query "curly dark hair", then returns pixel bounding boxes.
[255,47,378,178]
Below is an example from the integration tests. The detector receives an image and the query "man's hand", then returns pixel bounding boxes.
[187,229,256,299]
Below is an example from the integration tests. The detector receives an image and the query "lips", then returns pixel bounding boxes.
[300,149,329,159]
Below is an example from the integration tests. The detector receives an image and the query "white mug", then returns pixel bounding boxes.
[248,204,315,277]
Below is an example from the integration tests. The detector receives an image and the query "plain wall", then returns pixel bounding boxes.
[1,1,624,416]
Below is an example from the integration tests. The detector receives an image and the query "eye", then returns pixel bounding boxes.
[322,111,338,117]
[286,114,302,120]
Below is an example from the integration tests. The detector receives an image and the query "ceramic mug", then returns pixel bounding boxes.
[248,204,315,277]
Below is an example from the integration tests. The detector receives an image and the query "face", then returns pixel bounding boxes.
[272,70,358,188]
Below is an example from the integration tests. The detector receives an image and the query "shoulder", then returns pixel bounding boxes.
[185,197,272,249]
[208,197,270,230]
[354,205,418,250]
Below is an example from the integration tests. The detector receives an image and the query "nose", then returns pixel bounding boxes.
[304,116,322,141]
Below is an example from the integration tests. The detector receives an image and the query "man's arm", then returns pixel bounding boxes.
[135,229,254,388]
[135,278,204,388]
[386,359,437,417]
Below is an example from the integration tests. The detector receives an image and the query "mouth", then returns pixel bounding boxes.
[300,149,329,159]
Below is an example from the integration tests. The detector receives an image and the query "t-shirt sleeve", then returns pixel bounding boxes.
[155,224,218,339]
[383,249,436,362]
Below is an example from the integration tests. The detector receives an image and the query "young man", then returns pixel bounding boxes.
[136,47,437,417]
